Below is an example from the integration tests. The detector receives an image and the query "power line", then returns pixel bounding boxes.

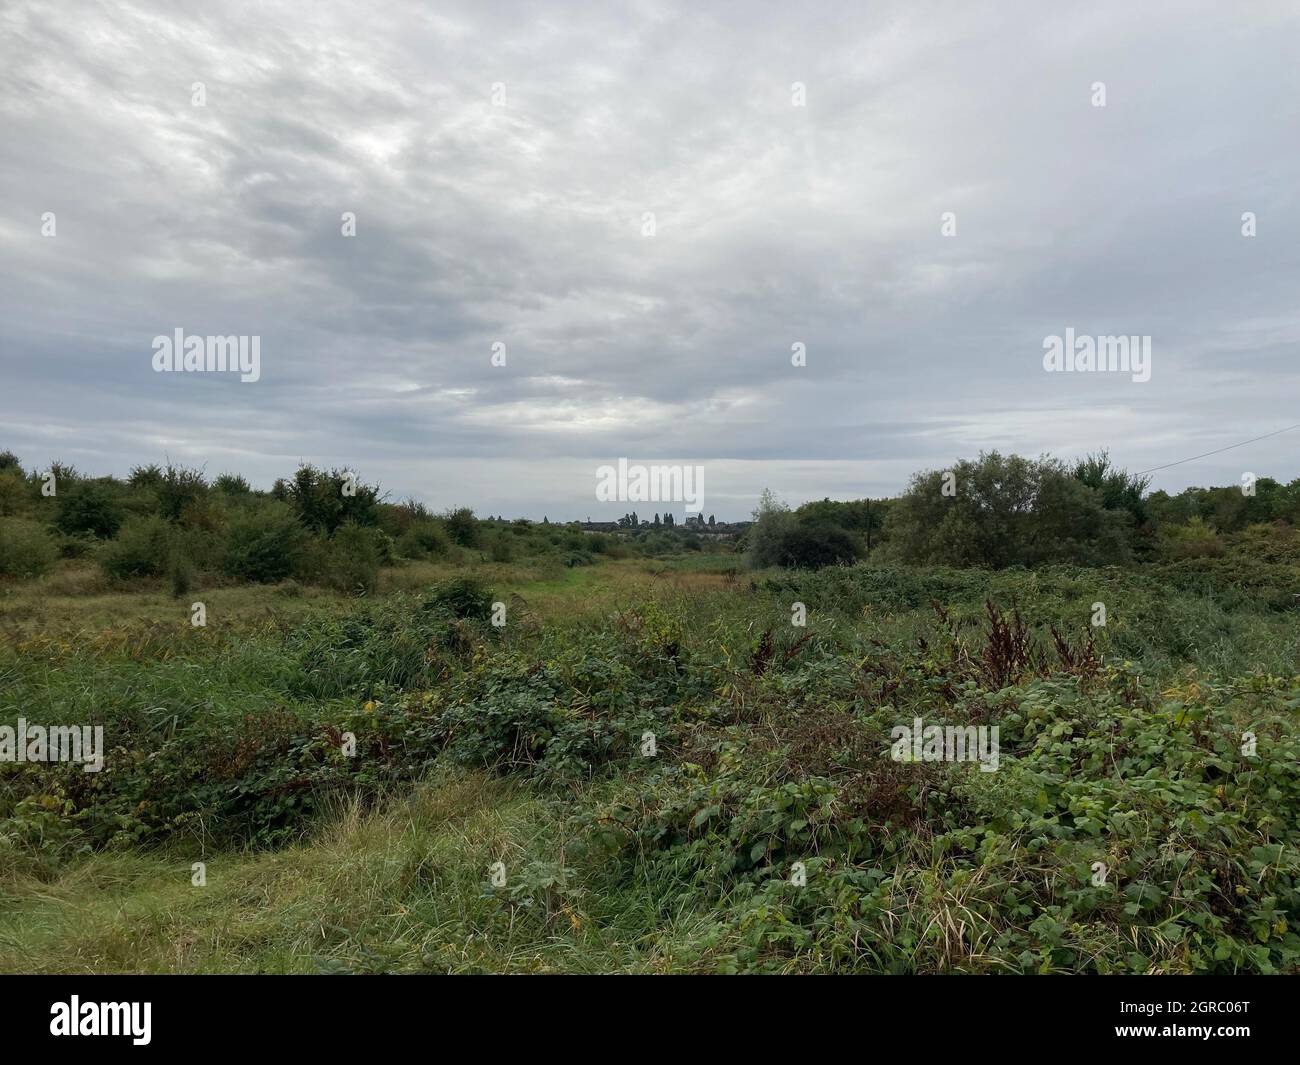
[1134,422,1300,477]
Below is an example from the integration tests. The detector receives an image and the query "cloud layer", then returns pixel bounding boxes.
[3,0,1298,518]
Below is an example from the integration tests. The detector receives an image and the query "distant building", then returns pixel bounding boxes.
[578,519,751,540]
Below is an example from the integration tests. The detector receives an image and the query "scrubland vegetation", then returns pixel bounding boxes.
[2,448,1299,973]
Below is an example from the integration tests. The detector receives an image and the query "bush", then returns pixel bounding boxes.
[287,464,381,533]
[156,464,209,522]
[0,517,59,578]
[288,591,473,698]
[169,552,194,598]
[424,576,493,622]
[326,522,382,595]
[746,489,798,568]
[54,479,124,538]
[0,470,27,517]
[54,532,97,559]
[1159,516,1225,559]
[774,522,860,568]
[222,502,308,583]
[885,451,1133,568]
[746,490,859,569]
[214,473,251,495]
[99,515,173,579]
[442,507,480,548]
[396,520,450,560]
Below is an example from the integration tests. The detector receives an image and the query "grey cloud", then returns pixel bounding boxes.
[2,0,1298,518]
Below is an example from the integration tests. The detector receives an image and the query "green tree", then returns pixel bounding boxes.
[746,489,797,568]
[287,465,381,534]
[214,472,251,495]
[1070,451,1150,528]
[886,452,1131,568]
[442,507,480,547]
[156,464,208,522]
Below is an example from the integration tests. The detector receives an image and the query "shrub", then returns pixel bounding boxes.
[0,470,27,517]
[214,472,251,495]
[156,464,208,522]
[442,507,480,548]
[1159,516,1225,559]
[127,463,164,489]
[374,529,396,565]
[288,591,474,698]
[397,520,450,560]
[387,497,431,534]
[100,515,173,579]
[287,464,381,533]
[169,551,194,598]
[54,531,96,559]
[222,502,308,583]
[746,489,798,568]
[424,576,493,621]
[0,517,59,578]
[886,451,1133,568]
[775,522,860,568]
[326,522,382,595]
[54,479,124,538]
[746,490,860,569]
[178,497,226,533]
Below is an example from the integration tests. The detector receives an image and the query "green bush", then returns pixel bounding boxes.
[287,464,380,533]
[99,515,173,579]
[222,502,308,583]
[170,552,194,598]
[396,520,450,560]
[442,507,480,548]
[774,522,860,568]
[288,590,474,698]
[746,490,860,569]
[487,532,514,562]
[885,452,1133,568]
[0,517,59,578]
[746,490,798,568]
[1159,516,1225,559]
[326,522,382,596]
[54,532,97,559]
[0,470,28,517]
[54,479,124,538]
[424,576,493,621]
[214,472,251,495]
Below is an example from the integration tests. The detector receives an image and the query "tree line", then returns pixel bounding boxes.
[745,450,1300,569]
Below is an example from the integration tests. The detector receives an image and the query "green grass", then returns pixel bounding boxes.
[0,772,725,974]
[3,554,1300,973]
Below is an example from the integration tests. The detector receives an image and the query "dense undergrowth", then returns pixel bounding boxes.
[2,558,1299,973]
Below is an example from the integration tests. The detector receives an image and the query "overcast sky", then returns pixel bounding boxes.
[2,0,1298,520]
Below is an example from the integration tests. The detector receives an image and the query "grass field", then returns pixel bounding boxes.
[3,552,1300,973]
